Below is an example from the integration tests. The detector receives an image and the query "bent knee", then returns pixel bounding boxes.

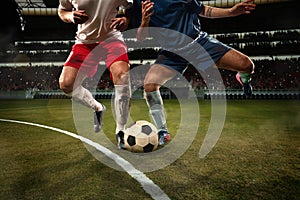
[144,83,160,92]
[113,71,130,85]
[59,78,74,94]
[221,50,255,74]
[110,61,130,84]
[240,56,255,74]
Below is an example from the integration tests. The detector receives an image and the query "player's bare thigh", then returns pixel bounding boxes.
[216,48,254,74]
[59,66,88,93]
[144,64,177,92]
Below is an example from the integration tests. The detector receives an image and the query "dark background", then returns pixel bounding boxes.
[4,0,300,41]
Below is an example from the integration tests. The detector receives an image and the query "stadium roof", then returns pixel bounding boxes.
[15,0,293,16]
[15,0,46,8]
[15,0,59,8]
[15,0,292,8]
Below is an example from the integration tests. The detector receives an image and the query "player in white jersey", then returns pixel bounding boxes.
[58,0,133,149]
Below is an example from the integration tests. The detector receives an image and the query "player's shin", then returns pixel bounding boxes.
[65,85,104,111]
[114,84,131,133]
[145,90,167,131]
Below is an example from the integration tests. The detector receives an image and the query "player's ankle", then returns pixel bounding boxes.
[238,72,252,84]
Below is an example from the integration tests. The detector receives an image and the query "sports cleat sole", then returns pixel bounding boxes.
[116,131,126,150]
[94,105,106,133]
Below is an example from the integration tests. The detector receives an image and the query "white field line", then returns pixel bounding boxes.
[0,118,170,200]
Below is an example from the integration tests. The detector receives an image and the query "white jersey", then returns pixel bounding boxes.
[59,0,132,44]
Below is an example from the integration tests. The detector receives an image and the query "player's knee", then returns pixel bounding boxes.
[144,83,160,92]
[241,56,255,74]
[249,59,255,74]
[245,59,255,74]
[144,76,161,92]
[113,70,130,85]
[59,79,73,94]
[110,61,130,85]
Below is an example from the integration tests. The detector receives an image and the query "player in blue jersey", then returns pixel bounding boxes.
[132,0,256,145]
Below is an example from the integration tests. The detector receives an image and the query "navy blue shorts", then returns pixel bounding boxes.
[154,35,231,74]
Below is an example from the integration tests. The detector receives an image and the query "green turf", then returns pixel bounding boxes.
[0,99,299,199]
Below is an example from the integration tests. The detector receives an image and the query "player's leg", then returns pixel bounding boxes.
[104,38,131,149]
[144,64,177,145]
[59,66,106,132]
[59,66,104,111]
[110,60,131,148]
[216,48,254,97]
[60,43,106,132]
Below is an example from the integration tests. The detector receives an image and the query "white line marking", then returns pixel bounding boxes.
[0,119,170,200]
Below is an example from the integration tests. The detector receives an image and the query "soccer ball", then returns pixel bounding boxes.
[124,120,158,153]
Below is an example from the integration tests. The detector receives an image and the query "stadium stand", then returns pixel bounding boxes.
[0,0,299,99]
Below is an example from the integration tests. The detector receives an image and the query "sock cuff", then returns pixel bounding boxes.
[64,86,82,97]
[239,72,252,83]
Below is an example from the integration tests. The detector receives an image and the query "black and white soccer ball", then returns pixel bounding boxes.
[124,120,158,153]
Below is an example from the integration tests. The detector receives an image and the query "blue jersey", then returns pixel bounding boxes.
[133,0,231,72]
[133,0,205,40]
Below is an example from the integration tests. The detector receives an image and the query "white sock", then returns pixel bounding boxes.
[66,86,103,111]
[114,84,131,133]
[145,90,167,130]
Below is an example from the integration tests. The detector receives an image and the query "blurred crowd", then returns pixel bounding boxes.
[0,57,299,91]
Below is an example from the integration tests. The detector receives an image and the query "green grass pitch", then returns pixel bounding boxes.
[0,99,299,199]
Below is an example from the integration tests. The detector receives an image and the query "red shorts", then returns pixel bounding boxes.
[64,39,129,78]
